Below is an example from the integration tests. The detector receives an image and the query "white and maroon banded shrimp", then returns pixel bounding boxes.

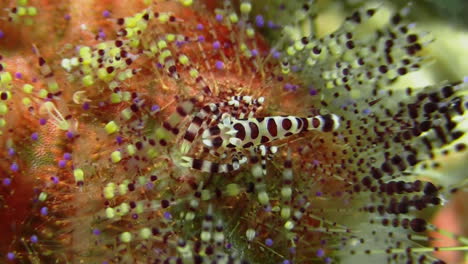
[177,96,341,174]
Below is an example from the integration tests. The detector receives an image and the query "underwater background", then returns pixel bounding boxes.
[0,0,467,263]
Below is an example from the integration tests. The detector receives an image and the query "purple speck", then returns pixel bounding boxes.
[30,235,38,243]
[251,49,258,57]
[151,105,160,112]
[289,247,296,254]
[132,213,138,219]
[198,35,205,42]
[163,211,172,220]
[316,248,325,257]
[309,89,318,96]
[116,136,123,144]
[463,76,468,83]
[212,41,221,49]
[64,14,71,20]
[10,163,18,172]
[31,132,39,141]
[40,207,48,216]
[98,30,106,40]
[63,153,72,160]
[273,51,281,59]
[265,238,273,247]
[312,159,320,165]
[316,191,323,197]
[2,178,11,186]
[8,148,15,156]
[82,102,90,110]
[284,83,294,91]
[0,30,4,39]
[58,160,67,168]
[362,108,371,115]
[15,72,22,79]
[225,243,232,249]
[267,20,275,28]
[6,252,15,260]
[215,61,224,70]
[283,261,290,264]
[66,131,74,139]
[39,118,47,125]
[291,65,300,72]
[215,14,223,22]
[93,229,101,235]
[102,10,111,18]
[255,15,264,27]
[51,176,59,184]
[196,23,204,30]
[146,182,154,190]
[325,257,332,264]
